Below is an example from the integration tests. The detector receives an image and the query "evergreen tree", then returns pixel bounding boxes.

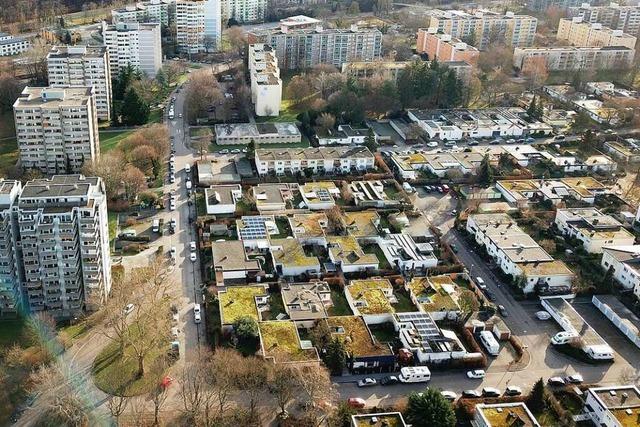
[120,87,150,126]
[247,139,257,160]
[364,129,377,153]
[155,68,168,92]
[404,388,456,427]
[527,378,546,414]
[478,154,494,184]
[324,337,347,375]
[527,96,538,118]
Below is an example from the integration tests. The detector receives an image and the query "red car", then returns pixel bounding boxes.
[347,397,366,409]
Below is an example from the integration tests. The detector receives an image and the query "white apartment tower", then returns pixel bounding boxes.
[0,180,23,318]
[249,44,282,116]
[101,21,162,77]
[17,175,111,318]
[176,0,222,53]
[47,45,113,121]
[112,0,175,26]
[222,0,266,24]
[13,86,100,175]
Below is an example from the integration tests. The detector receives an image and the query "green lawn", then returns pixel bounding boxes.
[328,289,353,316]
[108,211,119,242]
[99,130,134,152]
[148,109,163,124]
[58,322,90,341]
[392,290,417,312]
[0,137,18,175]
[0,319,27,349]
[362,244,391,269]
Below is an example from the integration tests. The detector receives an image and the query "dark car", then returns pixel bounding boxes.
[486,291,496,301]
[498,305,509,317]
[450,244,459,254]
[380,376,399,386]
[462,390,482,398]
[482,387,501,397]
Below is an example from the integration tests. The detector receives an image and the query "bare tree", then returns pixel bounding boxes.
[179,354,211,423]
[193,138,210,160]
[268,363,299,417]
[122,164,148,202]
[108,395,130,425]
[101,271,135,353]
[286,75,314,106]
[316,112,336,133]
[149,373,171,426]
[185,72,224,123]
[340,181,353,204]
[296,365,336,425]
[225,26,246,55]
[82,151,127,200]
[235,356,268,426]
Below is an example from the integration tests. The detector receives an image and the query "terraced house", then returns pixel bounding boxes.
[254,147,375,176]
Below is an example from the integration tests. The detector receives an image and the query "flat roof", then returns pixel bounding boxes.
[346,278,395,314]
[218,285,267,324]
[290,213,328,239]
[205,184,240,207]
[256,146,373,161]
[215,122,300,138]
[14,86,93,108]
[271,238,320,268]
[352,413,407,427]
[259,320,318,362]
[281,282,330,321]
[543,297,610,349]
[476,403,540,427]
[407,276,460,312]
[344,210,380,238]
[328,236,378,267]
[211,240,260,273]
[253,183,289,207]
[326,315,393,357]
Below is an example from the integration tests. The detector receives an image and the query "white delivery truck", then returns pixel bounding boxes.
[398,366,431,383]
[479,330,500,356]
[152,219,160,233]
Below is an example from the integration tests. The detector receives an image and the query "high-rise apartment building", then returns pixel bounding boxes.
[0,31,30,56]
[13,86,100,174]
[47,45,113,121]
[427,9,538,50]
[568,2,640,36]
[557,17,637,49]
[112,0,175,26]
[248,18,382,69]
[175,0,222,53]
[513,46,634,70]
[416,28,480,66]
[249,44,282,116]
[17,175,111,318]
[102,21,162,77]
[221,0,266,24]
[527,0,588,12]
[0,180,23,318]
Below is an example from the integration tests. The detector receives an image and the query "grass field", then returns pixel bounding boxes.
[0,137,18,175]
[99,130,134,152]
[0,319,27,349]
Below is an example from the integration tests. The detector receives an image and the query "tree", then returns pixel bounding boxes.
[130,144,159,175]
[522,56,549,89]
[122,165,147,202]
[328,402,357,427]
[405,123,425,142]
[185,72,224,123]
[107,395,129,425]
[149,374,171,427]
[458,289,479,316]
[225,26,246,55]
[364,129,377,153]
[193,139,209,160]
[233,315,259,350]
[340,180,353,204]
[269,364,299,417]
[296,365,336,423]
[235,356,268,425]
[120,87,150,125]
[326,90,365,124]
[0,73,25,113]
[82,151,126,200]
[325,206,345,235]
[348,1,360,14]
[316,112,336,133]
[286,75,314,106]
[374,0,392,15]
[404,388,456,427]
[324,337,347,375]
[527,378,546,413]
[247,139,257,160]
[478,154,494,184]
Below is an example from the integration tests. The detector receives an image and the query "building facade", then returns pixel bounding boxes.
[248,20,382,69]
[248,44,282,116]
[601,246,640,294]
[221,0,266,24]
[17,175,111,318]
[557,17,637,49]
[13,86,100,174]
[583,385,640,427]
[513,46,634,70]
[102,21,162,77]
[0,181,23,318]
[428,9,537,50]
[554,208,635,253]
[175,0,222,53]
[111,0,175,26]
[47,45,113,121]
[416,28,480,65]
[568,3,640,37]
[254,146,375,176]
[0,32,30,56]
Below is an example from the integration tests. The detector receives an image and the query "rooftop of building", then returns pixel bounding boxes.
[253,183,290,207]
[327,236,378,267]
[47,45,107,58]
[346,278,396,314]
[290,213,328,239]
[589,385,640,427]
[218,285,268,325]
[259,320,318,363]
[270,238,320,268]
[20,175,99,199]
[14,86,93,108]
[281,281,331,321]
[326,315,393,357]
[407,276,460,312]
[518,259,574,276]
[344,210,381,237]
[211,240,260,272]
[476,403,540,427]
[351,412,408,427]
[255,146,373,161]
[205,184,240,207]
[215,122,300,138]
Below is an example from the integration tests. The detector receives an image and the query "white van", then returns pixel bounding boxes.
[585,345,614,360]
[479,330,500,356]
[120,229,137,238]
[551,331,579,345]
[398,366,431,383]
[402,182,414,193]
[184,164,191,173]
[186,180,192,190]
[475,277,486,290]
[152,219,160,233]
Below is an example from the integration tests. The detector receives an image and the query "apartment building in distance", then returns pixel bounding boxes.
[568,3,640,37]
[222,0,266,24]
[554,208,635,253]
[111,0,175,26]
[416,28,480,66]
[254,147,375,176]
[248,44,282,116]
[513,46,634,70]
[102,21,162,77]
[528,0,584,12]
[13,86,100,174]
[557,17,637,49]
[0,181,23,318]
[18,175,111,318]
[47,45,113,121]
[427,9,537,50]
[248,17,382,69]
[0,31,30,56]
[175,0,222,53]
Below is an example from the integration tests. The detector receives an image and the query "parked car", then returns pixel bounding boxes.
[426,141,439,147]
[170,200,176,211]
[450,244,459,254]
[124,304,135,314]
[357,378,377,388]
[566,373,583,384]
[548,377,566,386]
[498,305,509,317]
[504,386,522,396]
[190,253,197,262]
[171,327,180,339]
[441,391,458,401]
[462,390,482,398]
[219,149,229,154]
[476,277,487,290]
[189,241,196,251]
[490,139,501,145]
[482,387,501,397]
[347,398,366,409]
[467,370,486,379]
[380,376,399,386]
[535,311,551,320]
[230,149,240,154]
[485,291,496,301]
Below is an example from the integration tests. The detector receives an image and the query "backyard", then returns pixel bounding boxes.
[99,130,135,152]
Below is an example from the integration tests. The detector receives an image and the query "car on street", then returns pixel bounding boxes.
[427,141,438,147]
[482,387,501,397]
[171,327,180,339]
[548,377,566,386]
[172,312,179,323]
[504,386,522,396]
[230,149,240,154]
[189,241,196,251]
[467,370,486,379]
[190,252,197,262]
[476,277,486,290]
[380,376,399,386]
[170,200,176,210]
[219,149,229,154]
[490,139,501,145]
[485,290,496,301]
[169,175,175,184]
[170,246,176,256]
[193,304,201,323]
[506,139,516,144]
[450,244,459,253]
[535,311,551,320]
[347,397,366,409]
[170,218,177,228]
[566,373,583,384]
[462,390,482,398]
[498,305,509,317]
[441,391,457,401]
[124,304,135,314]
[357,378,377,387]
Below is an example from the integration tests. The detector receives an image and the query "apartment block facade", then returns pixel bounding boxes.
[16,175,111,318]
[0,181,23,318]
[248,21,382,69]
[254,147,375,175]
[102,21,162,77]
[112,0,175,26]
[13,86,100,175]
[513,46,634,70]
[427,9,537,50]
[249,44,282,116]
[557,17,637,49]
[0,32,30,56]
[416,28,479,65]
[568,3,640,37]
[222,0,266,24]
[47,45,113,121]
[175,0,221,53]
